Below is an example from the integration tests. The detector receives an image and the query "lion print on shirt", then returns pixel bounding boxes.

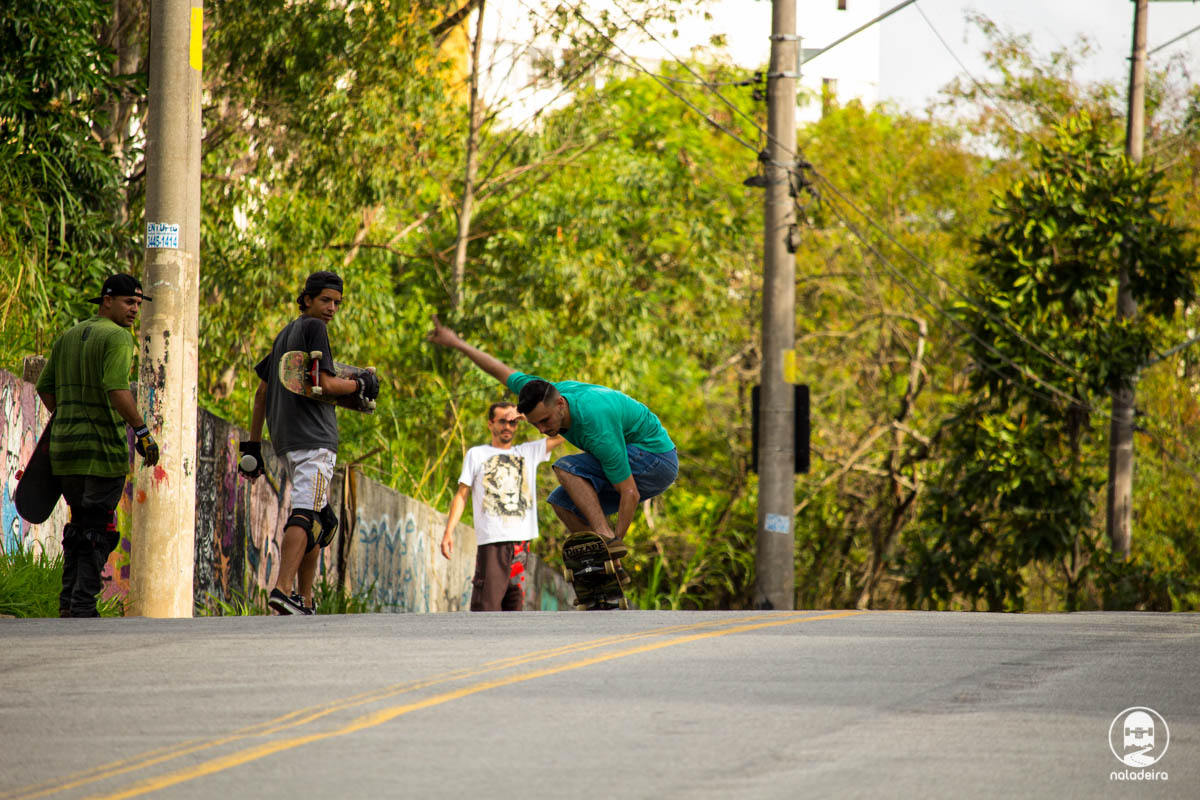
[482,453,531,518]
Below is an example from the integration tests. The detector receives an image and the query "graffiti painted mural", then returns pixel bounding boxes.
[349,474,475,612]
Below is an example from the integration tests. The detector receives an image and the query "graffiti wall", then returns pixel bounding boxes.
[2,366,569,613]
[347,473,474,612]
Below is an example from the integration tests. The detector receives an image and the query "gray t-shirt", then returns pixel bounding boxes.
[254,316,338,455]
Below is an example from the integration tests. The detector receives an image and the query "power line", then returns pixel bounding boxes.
[816,180,1100,415]
[807,167,1089,383]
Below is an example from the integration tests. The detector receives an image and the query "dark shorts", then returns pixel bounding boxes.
[548,446,678,517]
[470,541,527,612]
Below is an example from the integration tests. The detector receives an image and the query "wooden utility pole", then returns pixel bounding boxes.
[130,0,202,617]
[755,0,798,610]
[1108,0,1147,559]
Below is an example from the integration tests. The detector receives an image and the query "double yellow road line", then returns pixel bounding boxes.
[2,610,865,800]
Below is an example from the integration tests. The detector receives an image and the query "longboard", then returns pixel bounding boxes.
[561,531,628,610]
[14,417,61,524]
[278,349,377,413]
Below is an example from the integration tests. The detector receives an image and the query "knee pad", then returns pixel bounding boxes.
[315,505,339,549]
[62,523,84,548]
[287,509,317,553]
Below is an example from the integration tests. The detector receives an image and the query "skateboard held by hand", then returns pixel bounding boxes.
[278,350,377,413]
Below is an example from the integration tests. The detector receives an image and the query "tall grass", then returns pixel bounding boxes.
[0,541,124,617]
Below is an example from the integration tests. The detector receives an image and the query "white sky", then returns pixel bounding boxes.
[876,0,1200,113]
[482,1,1200,125]
[679,1,1200,111]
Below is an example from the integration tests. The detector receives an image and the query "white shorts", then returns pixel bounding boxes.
[283,448,336,512]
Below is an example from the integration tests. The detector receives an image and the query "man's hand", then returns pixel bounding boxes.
[440,530,453,560]
[133,426,160,467]
[426,314,461,349]
[355,370,381,401]
[238,441,264,479]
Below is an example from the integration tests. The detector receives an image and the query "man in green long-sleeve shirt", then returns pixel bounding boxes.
[428,315,677,553]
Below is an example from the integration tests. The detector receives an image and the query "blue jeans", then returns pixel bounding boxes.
[548,446,678,517]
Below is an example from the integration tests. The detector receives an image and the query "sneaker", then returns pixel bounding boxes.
[269,588,310,616]
[291,593,317,615]
[603,537,628,558]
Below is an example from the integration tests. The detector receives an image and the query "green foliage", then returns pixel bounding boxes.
[0,0,138,368]
[313,577,382,614]
[197,587,269,616]
[907,112,1199,611]
[0,541,123,618]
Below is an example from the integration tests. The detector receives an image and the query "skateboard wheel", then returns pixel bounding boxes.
[574,603,588,611]
[238,454,258,472]
[312,386,324,396]
[309,350,322,359]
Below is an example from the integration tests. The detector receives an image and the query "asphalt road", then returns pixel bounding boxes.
[1,610,1196,799]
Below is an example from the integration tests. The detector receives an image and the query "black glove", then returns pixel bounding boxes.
[238,441,264,478]
[355,370,380,401]
[133,425,159,467]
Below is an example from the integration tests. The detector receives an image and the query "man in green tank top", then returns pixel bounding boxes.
[428,315,677,554]
[35,274,160,617]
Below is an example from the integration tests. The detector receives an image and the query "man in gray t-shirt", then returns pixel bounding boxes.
[238,271,379,615]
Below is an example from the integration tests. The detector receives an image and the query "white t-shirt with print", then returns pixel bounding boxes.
[458,439,550,545]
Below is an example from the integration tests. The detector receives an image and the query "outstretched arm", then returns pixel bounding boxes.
[427,314,515,387]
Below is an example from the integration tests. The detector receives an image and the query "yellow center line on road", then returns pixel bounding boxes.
[87,611,867,800]
[2,612,798,800]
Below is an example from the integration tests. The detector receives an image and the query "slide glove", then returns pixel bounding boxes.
[133,425,160,467]
[238,441,264,479]
[355,370,380,401]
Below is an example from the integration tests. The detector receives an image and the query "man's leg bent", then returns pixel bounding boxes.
[552,466,614,537]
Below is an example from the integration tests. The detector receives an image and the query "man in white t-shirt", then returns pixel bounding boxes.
[441,402,563,611]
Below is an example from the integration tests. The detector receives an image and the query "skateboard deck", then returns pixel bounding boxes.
[14,417,62,524]
[561,531,628,610]
[278,349,377,413]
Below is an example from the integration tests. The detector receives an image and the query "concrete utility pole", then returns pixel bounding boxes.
[755,0,798,610]
[131,0,202,617]
[1107,0,1148,560]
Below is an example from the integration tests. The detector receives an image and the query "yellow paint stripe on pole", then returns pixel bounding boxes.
[90,612,867,800]
[783,348,796,383]
[189,7,202,72]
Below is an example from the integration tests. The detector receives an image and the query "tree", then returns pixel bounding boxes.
[905,112,1198,611]
[0,0,140,365]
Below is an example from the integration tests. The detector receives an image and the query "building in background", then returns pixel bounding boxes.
[474,0,882,126]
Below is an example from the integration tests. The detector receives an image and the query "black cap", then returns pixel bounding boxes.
[89,274,152,304]
[302,270,343,296]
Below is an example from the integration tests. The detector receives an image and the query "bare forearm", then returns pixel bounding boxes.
[107,389,145,430]
[444,487,469,536]
[250,382,267,440]
[453,339,515,386]
[37,392,55,414]
[614,478,640,539]
[318,372,360,397]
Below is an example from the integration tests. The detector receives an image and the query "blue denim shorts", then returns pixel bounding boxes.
[548,446,679,517]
